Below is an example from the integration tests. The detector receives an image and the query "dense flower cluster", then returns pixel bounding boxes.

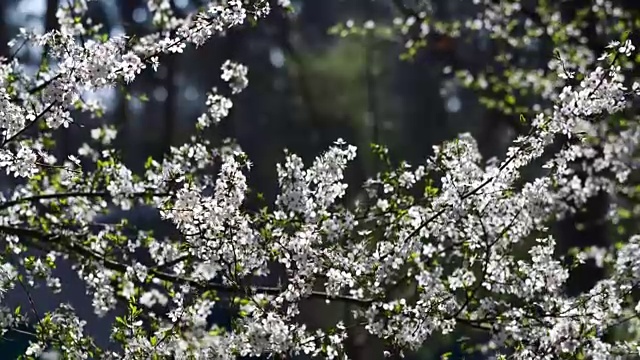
[1,0,640,359]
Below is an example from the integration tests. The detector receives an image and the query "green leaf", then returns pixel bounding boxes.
[519,114,527,124]
[618,208,632,219]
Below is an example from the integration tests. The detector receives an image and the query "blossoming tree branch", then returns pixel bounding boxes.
[1,0,640,359]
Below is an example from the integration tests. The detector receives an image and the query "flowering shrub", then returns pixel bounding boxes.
[1,0,640,359]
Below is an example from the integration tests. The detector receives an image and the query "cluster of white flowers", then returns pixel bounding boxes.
[3,0,640,359]
[197,89,234,128]
[221,60,249,94]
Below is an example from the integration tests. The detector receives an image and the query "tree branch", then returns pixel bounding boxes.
[0,190,170,210]
[2,101,58,147]
[0,225,372,305]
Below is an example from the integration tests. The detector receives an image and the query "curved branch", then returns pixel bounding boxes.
[0,190,170,210]
[0,225,372,306]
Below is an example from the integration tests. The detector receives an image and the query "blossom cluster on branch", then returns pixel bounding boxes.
[0,0,639,359]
